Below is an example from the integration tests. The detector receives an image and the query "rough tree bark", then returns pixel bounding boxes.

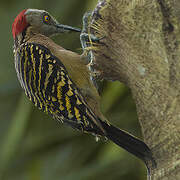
[88,0,180,179]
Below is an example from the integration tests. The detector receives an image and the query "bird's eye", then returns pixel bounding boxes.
[43,15,50,23]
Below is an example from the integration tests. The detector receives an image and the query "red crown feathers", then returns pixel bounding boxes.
[12,9,28,39]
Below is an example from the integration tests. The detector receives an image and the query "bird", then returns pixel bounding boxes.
[12,9,156,168]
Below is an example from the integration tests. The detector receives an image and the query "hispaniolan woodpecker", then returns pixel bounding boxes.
[12,9,156,168]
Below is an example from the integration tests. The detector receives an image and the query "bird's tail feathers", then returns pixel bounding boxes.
[100,120,156,168]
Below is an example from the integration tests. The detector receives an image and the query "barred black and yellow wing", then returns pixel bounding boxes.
[15,42,104,135]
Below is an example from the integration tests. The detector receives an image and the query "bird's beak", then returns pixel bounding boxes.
[56,24,81,33]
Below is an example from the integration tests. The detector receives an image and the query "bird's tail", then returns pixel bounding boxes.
[100,120,156,168]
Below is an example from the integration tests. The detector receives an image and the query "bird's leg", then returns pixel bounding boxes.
[80,12,103,89]
[80,12,102,63]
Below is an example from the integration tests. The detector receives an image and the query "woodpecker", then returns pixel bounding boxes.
[12,9,156,168]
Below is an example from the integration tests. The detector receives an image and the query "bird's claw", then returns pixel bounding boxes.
[80,12,104,62]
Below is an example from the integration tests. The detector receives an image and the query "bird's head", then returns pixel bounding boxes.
[12,9,81,39]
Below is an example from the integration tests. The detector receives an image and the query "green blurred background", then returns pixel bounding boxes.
[0,0,147,179]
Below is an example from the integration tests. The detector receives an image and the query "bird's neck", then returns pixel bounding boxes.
[14,26,40,49]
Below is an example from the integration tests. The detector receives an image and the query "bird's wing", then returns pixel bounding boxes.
[27,34,105,122]
[18,42,105,135]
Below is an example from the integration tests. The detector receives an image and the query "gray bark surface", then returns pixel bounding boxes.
[89,0,180,179]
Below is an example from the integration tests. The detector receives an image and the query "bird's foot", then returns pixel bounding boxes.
[80,11,104,63]
[80,12,105,88]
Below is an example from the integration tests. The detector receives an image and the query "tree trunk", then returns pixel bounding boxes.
[88,0,180,179]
